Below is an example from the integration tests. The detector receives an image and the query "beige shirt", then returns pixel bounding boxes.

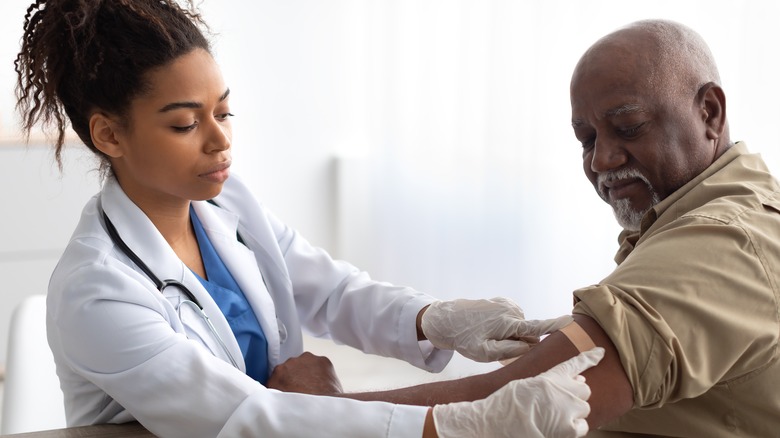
[574,143,780,437]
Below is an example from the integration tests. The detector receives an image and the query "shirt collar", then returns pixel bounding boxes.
[614,141,748,264]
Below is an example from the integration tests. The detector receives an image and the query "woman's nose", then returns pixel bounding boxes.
[205,118,231,152]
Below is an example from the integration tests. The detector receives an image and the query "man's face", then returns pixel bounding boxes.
[570,38,713,231]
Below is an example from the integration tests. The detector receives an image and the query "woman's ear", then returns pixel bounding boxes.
[90,113,124,158]
[697,82,727,141]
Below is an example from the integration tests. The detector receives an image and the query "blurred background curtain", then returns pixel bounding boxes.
[203,0,780,318]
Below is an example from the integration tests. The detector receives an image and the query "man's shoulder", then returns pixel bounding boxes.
[677,148,780,225]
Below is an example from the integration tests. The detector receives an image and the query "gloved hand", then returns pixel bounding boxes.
[420,297,573,362]
[432,347,605,438]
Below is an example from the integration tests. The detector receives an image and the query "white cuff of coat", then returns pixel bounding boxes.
[388,404,430,438]
[400,293,453,372]
[218,388,430,437]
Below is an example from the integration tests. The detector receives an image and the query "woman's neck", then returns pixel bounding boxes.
[138,199,207,279]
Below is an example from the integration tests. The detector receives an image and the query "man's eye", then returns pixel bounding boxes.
[618,123,644,138]
[580,137,595,149]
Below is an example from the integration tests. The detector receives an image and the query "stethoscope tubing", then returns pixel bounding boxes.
[101,209,239,368]
[103,211,203,307]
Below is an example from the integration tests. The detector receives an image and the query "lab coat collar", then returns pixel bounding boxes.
[99,178,185,285]
[212,175,294,299]
[191,201,282,365]
[98,178,246,371]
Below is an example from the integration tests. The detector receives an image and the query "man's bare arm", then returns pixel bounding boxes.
[340,314,633,429]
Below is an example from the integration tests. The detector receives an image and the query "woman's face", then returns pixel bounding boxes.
[110,48,233,211]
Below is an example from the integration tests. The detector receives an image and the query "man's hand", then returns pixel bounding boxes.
[266,352,343,396]
[432,347,604,438]
[420,297,573,362]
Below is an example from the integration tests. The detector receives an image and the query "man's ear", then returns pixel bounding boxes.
[90,112,124,158]
[697,82,727,140]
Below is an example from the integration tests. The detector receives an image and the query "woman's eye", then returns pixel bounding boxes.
[216,112,235,122]
[172,123,197,133]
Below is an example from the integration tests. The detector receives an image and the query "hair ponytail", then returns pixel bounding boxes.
[15,0,210,174]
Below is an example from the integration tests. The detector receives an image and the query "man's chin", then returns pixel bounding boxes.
[611,198,646,231]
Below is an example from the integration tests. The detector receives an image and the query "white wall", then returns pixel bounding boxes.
[0,145,99,364]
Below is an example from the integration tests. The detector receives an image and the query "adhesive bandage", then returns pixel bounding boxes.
[559,321,597,353]
[499,320,597,366]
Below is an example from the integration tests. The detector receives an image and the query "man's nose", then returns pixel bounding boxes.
[590,136,627,173]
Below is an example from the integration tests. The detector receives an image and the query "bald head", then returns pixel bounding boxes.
[577,20,721,102]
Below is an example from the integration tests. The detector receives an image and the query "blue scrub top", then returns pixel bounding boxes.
[190,207,270,384]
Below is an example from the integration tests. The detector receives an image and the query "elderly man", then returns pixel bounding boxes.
[271,19,780,437]
[560,18,780,436]
[491,18,779,436]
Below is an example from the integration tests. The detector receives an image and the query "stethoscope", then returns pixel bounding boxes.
[102,209,240,369]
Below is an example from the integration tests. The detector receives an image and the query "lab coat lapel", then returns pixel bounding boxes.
[100,179,183,282]
[177,269,247,372]
[100,179,245,371]
[192,201,282,366]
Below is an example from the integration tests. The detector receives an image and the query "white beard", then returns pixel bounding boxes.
[597,168,661,231]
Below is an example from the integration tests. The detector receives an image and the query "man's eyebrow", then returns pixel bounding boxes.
[604,103,643,118]
[158,88,231,113]
[571,103,645,128]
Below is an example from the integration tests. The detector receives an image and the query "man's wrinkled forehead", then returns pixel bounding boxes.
[570,30,663,117]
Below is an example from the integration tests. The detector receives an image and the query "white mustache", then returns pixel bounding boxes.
[597,168,652,200]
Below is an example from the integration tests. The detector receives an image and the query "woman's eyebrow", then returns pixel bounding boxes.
[158,88,230,113]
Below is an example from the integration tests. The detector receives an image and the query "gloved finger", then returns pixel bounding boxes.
[572,418,590,438]
[548,371,592,401]
[539,382,592,437]
[543,314,577,333]
[542,347,605,379]
[516,336,540,345]
[485,297,526,318]
[557,381,593,418]
[475,339,533,361]
[463,297,526,320]
[510,315,574,338]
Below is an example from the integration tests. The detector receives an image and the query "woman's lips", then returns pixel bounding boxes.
[200,161,231,183]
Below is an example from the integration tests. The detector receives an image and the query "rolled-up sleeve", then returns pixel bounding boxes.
[573,217,778,408]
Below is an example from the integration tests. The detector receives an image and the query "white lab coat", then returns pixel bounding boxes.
[46,174,452,438]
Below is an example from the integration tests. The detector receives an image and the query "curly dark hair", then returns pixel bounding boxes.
[14,0,211,175]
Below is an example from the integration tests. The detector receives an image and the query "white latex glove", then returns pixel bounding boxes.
[420,297,573,362]
[433,347,605,438]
